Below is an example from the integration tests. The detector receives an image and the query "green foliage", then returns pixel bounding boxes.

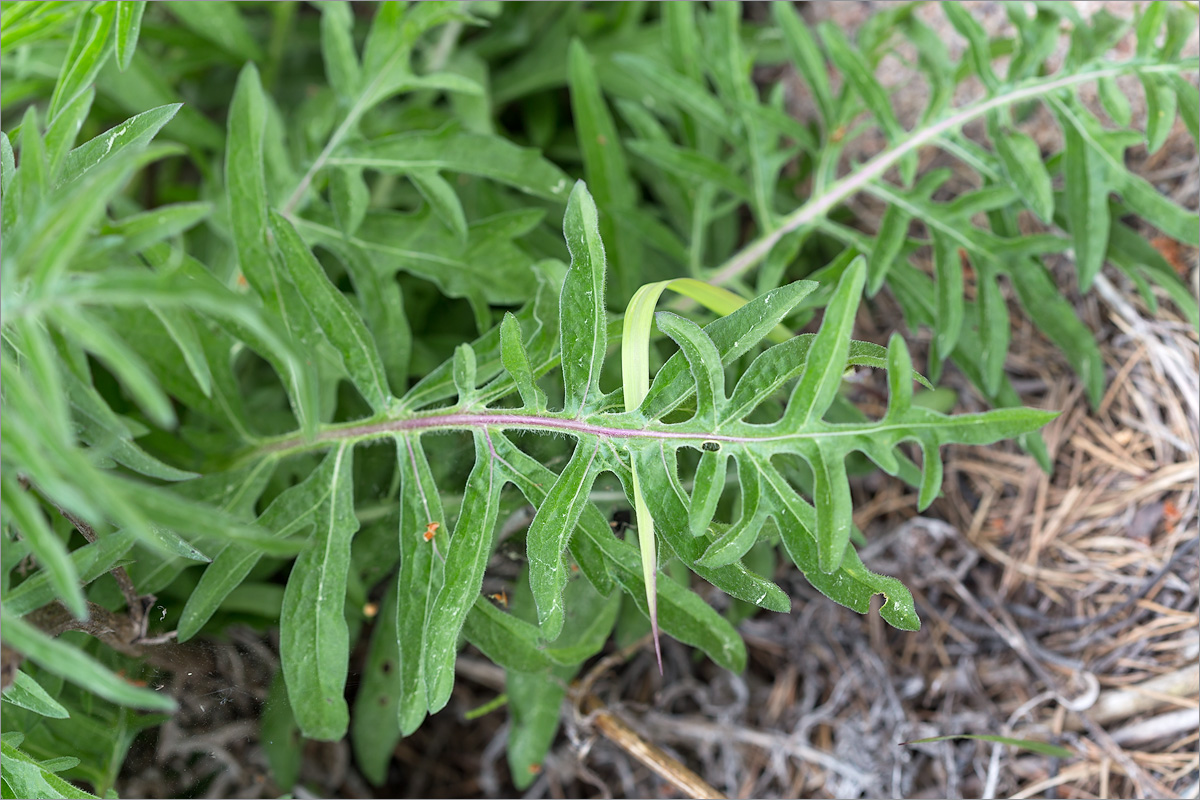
[1,2,1193,795]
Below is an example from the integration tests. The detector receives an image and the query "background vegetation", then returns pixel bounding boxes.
[1,2,1196,797]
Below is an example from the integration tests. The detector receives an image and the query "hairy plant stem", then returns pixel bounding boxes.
[246,406,1048,467]
[706,59,1195,288]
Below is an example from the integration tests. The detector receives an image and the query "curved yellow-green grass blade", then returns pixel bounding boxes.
[621,278,791,672]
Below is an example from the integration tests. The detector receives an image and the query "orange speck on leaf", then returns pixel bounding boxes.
[423,521,440,542]
[488,590,508,608]
[363,602,379,618]
[1150,236,1188,277]
[958,248,976,280]
[528,764,542,775]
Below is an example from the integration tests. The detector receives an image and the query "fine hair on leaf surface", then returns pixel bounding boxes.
[1,1,1192,794]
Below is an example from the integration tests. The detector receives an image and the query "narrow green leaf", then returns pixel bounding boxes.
[2,670,70,719]
[627,139,748,198]
[423,433,504,713]
[688,448,729,537]
[888,261,1053,472]
[663,2,702,81]
[0,741,98,800]
[1107,217,1198,328]
[901,15,955,123]
[1061,117,1109,291]
[17,107,48,225]
[452,343,477,405]
[359,2,484,108]
[607,53,738,143]
[542,578,621,666]
[976,269,1010,398]
[47,2,115,123]
[1097,76,1132,126]
[176,456,338,642]
[149,308,213,399]
[990,123,1054,223]
[0,3,87,54]
[1168,73,1198,146]
[774,3,835,131]
[1115,170,1199,246]
[164,1,262,61]
[43,88,93,181]
[5,530,136,617]
[1,476,85,619]
[1135,2,1165,58]
[261,672,301,792]
[507,666,569,789]
[653,312,724,429]
[280,443,358,741]
[559,181,608,414]
[724,335,926,425]
[462,598,553,674]
[884,335,914,420]
[2,132,15,229]
[808,439,853,574]
[780,259,866,430]
[500,312,546,411]
[0,609,176,712]
[641,280,817,420]
[114,1,145,71]
[867,203,910,295]
[104,202,213,253]
[351,579,401,787]
[568,38,639,301]
[319,2,361,102]
[329,166,369,236]
[905,734,1073,759]
[1141,72,1177,155]
[629,444,791,614]
[1008,257,1105,408]
[494,436,747,672]
[60,104,181,186]
[269,210,392,413]
[10,317,70,443]
[395,434,445,735]
[525,438,601,640]
[944,1,998,90]
[310,237,411,395]
[931,229,964,358]
[333,128,571,202]
[408,169,467,241]
[49,308,175,428]
[760,460,920,631]
[918,439,945,511]
[629,459,661,670]
[819,22,913,182]
[697,460,765,568]
[227,65,318,436]
[227,64,278,303]
[17,143,179,286]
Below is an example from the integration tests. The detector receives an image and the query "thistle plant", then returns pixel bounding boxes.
[1,1,1195,795]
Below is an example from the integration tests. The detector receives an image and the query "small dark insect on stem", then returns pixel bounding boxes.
[701,440,721,452]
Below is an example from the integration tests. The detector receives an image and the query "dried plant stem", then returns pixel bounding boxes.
[575,692,726,800]
[568,637,726,800]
